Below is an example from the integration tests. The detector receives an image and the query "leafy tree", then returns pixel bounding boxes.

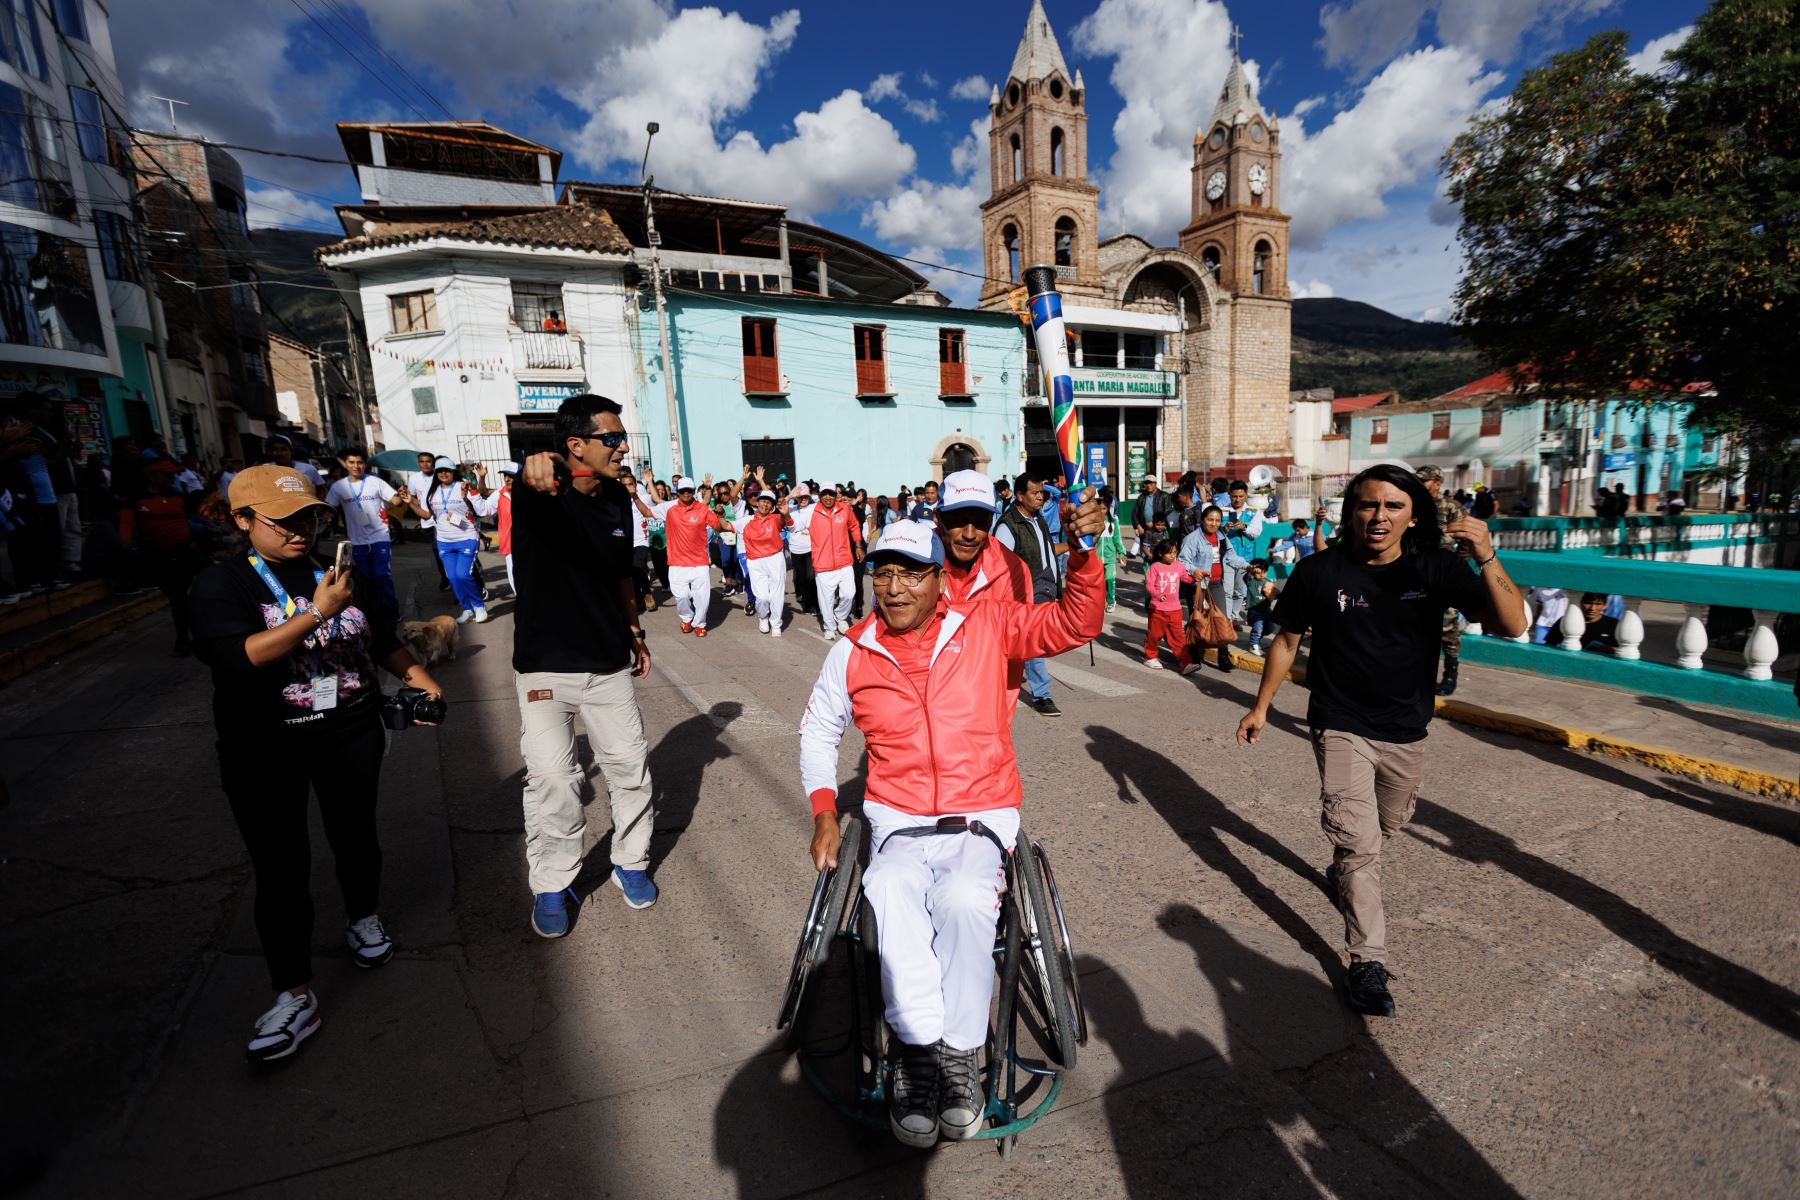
[1445,0,1799,464]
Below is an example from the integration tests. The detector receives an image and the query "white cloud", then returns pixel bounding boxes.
[864,117,992,304]
[246,186,339,232]
[868,72,905,102]
[1319,0,1618,76]
[904,97,943,124]
[1627,25,1692,75]
[950,74,992,101]
[919,71,939,90]
[1290,279,1336,299]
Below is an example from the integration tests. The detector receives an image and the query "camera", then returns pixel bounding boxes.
[382,687,447,731]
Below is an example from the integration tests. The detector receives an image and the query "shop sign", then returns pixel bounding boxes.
[1071,367,1175,399]
[1126,441,1149,481]
[518,383,585,412]
[480,418,504,433]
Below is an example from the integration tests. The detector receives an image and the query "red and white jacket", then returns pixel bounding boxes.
[741,510,792,559]
[664,500,721,567]
[809,502,863,571]
[799,551,1102,818]
[943,536,1032,696]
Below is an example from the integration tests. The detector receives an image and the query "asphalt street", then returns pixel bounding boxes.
[2,543,1797,1198]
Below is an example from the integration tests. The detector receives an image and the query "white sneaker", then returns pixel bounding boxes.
[770,625,782,638]
[346,914,395,968]
[1250,643,1264,656]
[758,618,771,634]
[1181,663,1203,676]
[1105,603,1117,613]
[455,609,475,624]
[822,628,836,642]
[247,989,320,1062]
[1144,659,1164,669]
[473,607,490,624]
[837,620,850,634]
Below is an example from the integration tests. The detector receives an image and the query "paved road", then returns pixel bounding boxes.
[3,545,1797,1198]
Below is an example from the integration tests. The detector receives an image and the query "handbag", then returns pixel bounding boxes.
[1188,595,1237,649]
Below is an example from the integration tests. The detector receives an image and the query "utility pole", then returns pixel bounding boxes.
[641,122,685,478]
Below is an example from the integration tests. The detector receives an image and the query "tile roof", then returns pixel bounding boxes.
[1331,392,1392,414]
[317,206,632,258]
[1440,367,1534,399]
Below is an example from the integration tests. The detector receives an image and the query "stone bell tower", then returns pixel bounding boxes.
[978,0,1104,308]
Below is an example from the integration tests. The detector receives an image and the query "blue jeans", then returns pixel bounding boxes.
[1248,616,1268,644]
[1022,656,1052,701]
[437,540,483,612]
[351,541,398,614]
[736,548,754,607]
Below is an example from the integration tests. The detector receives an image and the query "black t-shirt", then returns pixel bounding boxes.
[1273,546,1491,742]
[189,554,401,738]
[511,478,635,675]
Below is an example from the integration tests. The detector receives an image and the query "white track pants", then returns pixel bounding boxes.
[748,553,786,626]
[860,802,1020,1051]
[669,564,711,628]
[815,565,854,630]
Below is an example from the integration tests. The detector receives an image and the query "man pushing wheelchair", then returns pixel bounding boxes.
[797,492,1105,1149]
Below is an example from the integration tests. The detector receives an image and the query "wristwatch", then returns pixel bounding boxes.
[631,629,647,640]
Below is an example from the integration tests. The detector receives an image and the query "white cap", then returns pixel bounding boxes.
[791,483,812,499]
[818,480,839,494]
[676,475,697,492]
[867,519,944,567]
[939,470,997,514]
[500,461,520,476]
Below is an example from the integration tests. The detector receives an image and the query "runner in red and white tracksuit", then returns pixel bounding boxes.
[798,509,1103,1144]
[662,476,721,634]
[808,481,864,638]
[742,491,793,635]
[934,470,1032,701]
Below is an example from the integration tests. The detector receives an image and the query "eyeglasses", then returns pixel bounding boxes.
[870,566,934,587]
[585,430,629,449]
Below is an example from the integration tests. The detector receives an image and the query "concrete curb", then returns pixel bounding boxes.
[0,593,169,685]
[1221,645,1799,806]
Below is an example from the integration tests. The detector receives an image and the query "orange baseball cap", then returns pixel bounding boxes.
[228,464,329,518]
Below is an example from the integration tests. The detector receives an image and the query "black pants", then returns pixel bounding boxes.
[631,546,653,601]
[650,545,668,592]
[791,550,816,614]
[220,712,386,991]
[146,546,201,640]
[850,557,866,620]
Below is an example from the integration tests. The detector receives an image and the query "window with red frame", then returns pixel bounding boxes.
[742,317,779,393]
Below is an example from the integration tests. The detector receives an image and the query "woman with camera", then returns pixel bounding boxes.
[189,465,445,1062]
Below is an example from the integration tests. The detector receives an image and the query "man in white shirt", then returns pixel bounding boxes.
[265,435,324,495]
[324,448,402,613]
[174,452,205,495]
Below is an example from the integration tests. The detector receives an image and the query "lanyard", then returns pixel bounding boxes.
[247,553,336,635]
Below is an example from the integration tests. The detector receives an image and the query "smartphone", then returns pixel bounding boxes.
[334,540,353,576]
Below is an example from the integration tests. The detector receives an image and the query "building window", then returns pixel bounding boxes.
[1,0,46,81]
[240,339,267,383]
[1202,246,1221,281]
[213,182,249,236]
[1010,134,1021,184]
[1252,240,1271,294]
[1081,329,1118,368]
[1123,332,1157,371]
[1003,224,1020,281]
[389,290,438,334]
[50,0,84,39]
[1054,217,1076,268]
[939,328,966,395]
[0,85,71,219]
[68,86,110,162]
[94,210,137,283]
[1050,127,1064,176]
[762,273,781,293]
[407,362,437,416]
[1371,418,1389,445]
[1479,404,1502,437]
[0,218,104,354]
[511,282,563,331]
[853,324,887,395]
[1703,434,1717,454]
[742,317,780,393]
[228,263,260,312]
[1430,412,1451,441]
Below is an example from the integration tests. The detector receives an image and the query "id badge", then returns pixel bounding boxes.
[311,675,339,711]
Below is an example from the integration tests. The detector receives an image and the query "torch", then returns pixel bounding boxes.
[1021,264,1094,551]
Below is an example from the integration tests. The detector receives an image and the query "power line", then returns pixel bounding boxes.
[315,0,455,120]
[284,0,435,125]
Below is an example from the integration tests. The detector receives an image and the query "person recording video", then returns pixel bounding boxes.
[188,465,445,1063]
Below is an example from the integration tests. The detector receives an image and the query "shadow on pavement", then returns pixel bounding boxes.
[1085,905,1521,1198]
[1083,726,1338,973]
[1410,794,1800,1040]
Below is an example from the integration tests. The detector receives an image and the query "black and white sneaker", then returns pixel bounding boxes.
[246,989,320,1062]
[346,914,395,968]
[889,1041,940,1148]
[936,1042,983,1141]
[1345,960,1397,1018]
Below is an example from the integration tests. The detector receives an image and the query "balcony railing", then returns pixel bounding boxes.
[510,328,584,372]
[1485,514,1799,568]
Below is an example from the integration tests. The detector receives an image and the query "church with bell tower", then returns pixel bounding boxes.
[979,3,1294,480]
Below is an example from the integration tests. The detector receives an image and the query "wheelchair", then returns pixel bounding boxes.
[776,812,1087,1155]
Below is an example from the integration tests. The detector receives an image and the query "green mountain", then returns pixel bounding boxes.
[249,229,351,348]
[1290,297,1483,401]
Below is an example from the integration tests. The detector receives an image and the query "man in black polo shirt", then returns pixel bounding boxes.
[512,394,657,939]
[1236,463,1527,1017]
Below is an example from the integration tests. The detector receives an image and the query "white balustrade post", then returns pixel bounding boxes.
[1514,597,1534,643]
[1743,608,1780,681]
[1613,598,1645,660]
[1674,603,1709,669]
[1558,604,1587,651]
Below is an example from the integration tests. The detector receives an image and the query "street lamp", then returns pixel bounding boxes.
[642,122,684,477]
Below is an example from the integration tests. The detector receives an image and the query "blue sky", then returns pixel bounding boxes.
[120,0,1705,316]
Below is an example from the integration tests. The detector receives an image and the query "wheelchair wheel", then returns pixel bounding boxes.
[1013,829,1081,1071]
[777,813,864,1033]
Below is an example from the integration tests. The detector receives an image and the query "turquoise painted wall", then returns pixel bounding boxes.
[632,292,1025,488]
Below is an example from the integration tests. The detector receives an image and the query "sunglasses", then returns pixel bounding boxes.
[252,510,323,537]
[584,430,629,449]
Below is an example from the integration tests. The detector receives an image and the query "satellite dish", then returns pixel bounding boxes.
[1248,463,1277,489]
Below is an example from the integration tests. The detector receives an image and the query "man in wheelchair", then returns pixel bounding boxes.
[798,506,1104,1148]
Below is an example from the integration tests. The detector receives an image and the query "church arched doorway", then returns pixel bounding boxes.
[942,442,978,475]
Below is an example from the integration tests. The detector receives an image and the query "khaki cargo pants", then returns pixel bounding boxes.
[1312,730,1426,964]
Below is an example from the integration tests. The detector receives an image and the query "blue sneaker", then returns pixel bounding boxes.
[611,867,658,909]
[531,889,577,938]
